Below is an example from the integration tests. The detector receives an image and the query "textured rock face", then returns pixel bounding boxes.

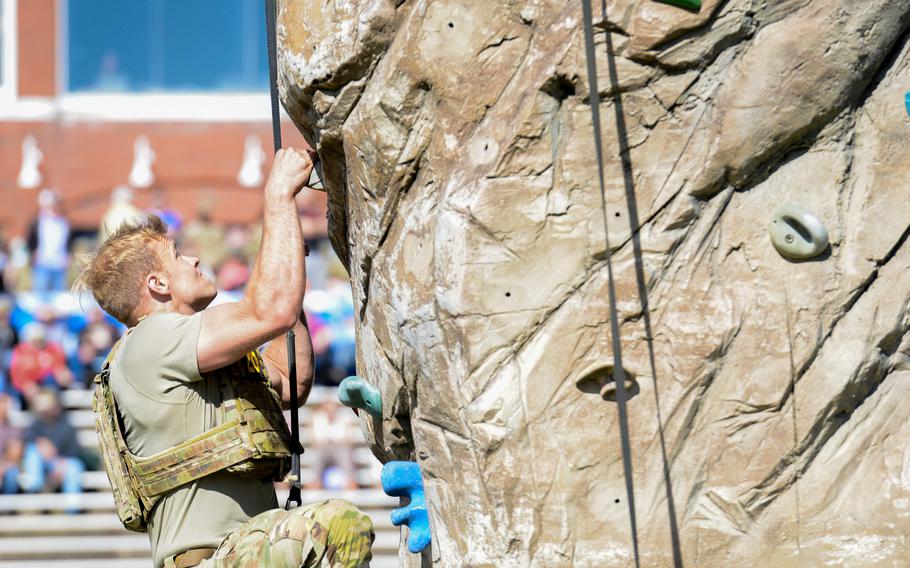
[278,1,910,565]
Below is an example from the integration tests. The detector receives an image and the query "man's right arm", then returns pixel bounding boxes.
[195,148,313,373]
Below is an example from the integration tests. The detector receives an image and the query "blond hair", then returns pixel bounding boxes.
[75,216,168,325]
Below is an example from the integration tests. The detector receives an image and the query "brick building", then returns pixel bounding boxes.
[0,0,317,239]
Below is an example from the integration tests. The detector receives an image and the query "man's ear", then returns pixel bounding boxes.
[147,272,169,296]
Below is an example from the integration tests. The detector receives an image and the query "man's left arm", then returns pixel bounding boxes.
[262,311,315,409]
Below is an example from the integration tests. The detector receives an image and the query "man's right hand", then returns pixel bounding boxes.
[265,148,314,200]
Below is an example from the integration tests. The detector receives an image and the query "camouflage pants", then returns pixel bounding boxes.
[174,499,374,568]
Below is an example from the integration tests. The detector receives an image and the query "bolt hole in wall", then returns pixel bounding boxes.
[614,211,621,218]
[614,498,620,504]
[448,22,454,28]
[505,292,511,297]
[575,364,639,401]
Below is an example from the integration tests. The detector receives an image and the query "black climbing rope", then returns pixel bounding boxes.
[579,1,641,565]
[264,0,302,510]
[264,0,283,155]
[284,329,301,510]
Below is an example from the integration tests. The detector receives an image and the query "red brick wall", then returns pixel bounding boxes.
[0,121,316,237]
[17,0,57,97]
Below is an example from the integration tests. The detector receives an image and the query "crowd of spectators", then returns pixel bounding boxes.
[0,186,361,497]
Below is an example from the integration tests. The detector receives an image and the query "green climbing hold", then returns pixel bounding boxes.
[338,376,383,418]
[768,203,829,260]
[654,0,701,11]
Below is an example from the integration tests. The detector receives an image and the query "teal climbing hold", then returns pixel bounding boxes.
[338,376,382,418]
[382,461,431,554]
[905,91,910,118]
[654,0,701,11]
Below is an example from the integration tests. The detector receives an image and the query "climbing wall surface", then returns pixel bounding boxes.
[278,0,910,565]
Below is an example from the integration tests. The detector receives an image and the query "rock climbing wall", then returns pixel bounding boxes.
[278,0,910,565]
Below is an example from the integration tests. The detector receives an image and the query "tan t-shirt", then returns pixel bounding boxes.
[110,312,278,568]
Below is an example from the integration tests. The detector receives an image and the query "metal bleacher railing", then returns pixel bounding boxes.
[0,386,401,568]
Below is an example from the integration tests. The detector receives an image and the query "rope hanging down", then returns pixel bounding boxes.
[264,0,302,511]
[579,1,641,565]
[264,0,283,155]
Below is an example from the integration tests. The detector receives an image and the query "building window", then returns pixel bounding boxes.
[67,0,268,93]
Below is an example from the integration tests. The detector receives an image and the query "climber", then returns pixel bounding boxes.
[77,147,374,568]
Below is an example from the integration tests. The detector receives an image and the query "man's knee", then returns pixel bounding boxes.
[305,499,374,566]
[210,503,373,568]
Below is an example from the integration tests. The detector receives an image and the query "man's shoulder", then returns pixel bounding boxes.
[127,312,203,344]
[140,311,201,328]
[117,311,204,383]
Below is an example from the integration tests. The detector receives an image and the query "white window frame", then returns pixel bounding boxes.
[56,0,66,96]
[57,92,276,122]
[0,0,18,104]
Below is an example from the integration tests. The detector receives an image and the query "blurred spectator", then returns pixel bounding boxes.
[148,186,182,237]
[27,189,72,293]
[306,310,333,386]
[94,51,128,92]
[0,228,10,294]
[0,393,23,494]
[297,190,330,290]
[20,389,84,495]
[304,238,330,291]
[98,185,145,244]
[10,322,73,403]
[0,297,17,395]
[297,190,328,241]
[7,237,31,292]
[324,278,356,382]
[74,308,117,384]
[184,206,227,269]
[215,254,251,292]
[306,399,357,490]
[306,277,356,386]
[64,237,97,295]
[243,220,262,263]
[34,305,76,357]
[224,224,252,261]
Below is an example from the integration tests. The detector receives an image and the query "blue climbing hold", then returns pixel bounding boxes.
[381,461,431,553]
[337,376,382,418]
[905,91,910,118]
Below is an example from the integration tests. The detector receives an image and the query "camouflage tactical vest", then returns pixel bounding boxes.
[93,341,295,532]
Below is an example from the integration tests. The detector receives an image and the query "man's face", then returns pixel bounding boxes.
[159,238,217,311]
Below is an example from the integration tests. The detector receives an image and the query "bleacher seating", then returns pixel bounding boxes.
[0,386,403,567]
